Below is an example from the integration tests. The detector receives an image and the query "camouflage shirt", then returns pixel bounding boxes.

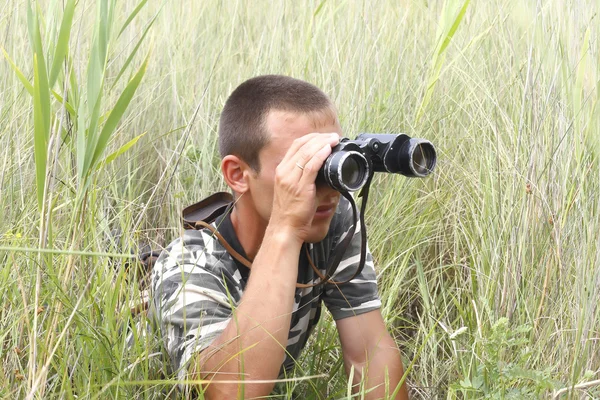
[149,196,381,380]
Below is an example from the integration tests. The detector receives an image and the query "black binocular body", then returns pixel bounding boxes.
[317,133,437,192]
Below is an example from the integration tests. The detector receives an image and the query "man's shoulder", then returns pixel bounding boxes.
[153,227,236,274]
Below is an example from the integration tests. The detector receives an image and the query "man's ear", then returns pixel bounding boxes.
[221,155,253,195]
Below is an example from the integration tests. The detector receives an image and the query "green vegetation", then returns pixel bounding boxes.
[1,0,598,398]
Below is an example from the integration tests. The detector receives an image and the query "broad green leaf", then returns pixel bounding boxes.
[573,27,590,119]
[51,90,76,116]
[26,3,35,51]
[33,54,49,209]
[111,11,158,89]
[439,0,471,55]
[81,87,103,179]
[415,0,470,124]
[49,0,76,88]
[31,12,51,141]
[86,40,104,118]
[68,56,79,108]
[96,131,147,169]
[97,0,115,66]
[118,0,149,37]
[76,100,87,182]
[1,47,34,95]
[83,30,108,179]
[90,53,149,171]
[313,0,327,17]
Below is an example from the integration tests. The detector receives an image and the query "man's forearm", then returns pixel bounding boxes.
[342,328,408,400]
[362,339,407,400]
[193,227,301,397]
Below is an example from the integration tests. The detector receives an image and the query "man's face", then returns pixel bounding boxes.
[247,109,342,243]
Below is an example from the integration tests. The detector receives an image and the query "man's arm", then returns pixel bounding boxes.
[336,309,408,399]
[193,226,301,398]
[191,133,340,398]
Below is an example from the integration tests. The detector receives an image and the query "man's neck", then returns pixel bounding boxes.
[229,202,267,263]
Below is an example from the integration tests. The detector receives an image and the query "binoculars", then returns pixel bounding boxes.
[317,133,437,192]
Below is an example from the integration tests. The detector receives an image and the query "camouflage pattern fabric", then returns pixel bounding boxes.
[149,196,381,380]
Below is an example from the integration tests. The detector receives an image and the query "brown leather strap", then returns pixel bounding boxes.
[302,245,364,287]
[194,220,252,269]
[296,245,332,288]
[194,220,349,288]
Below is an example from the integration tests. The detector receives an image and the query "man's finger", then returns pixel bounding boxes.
[298,143,334,185]
[280,133,339,174]
[292,133,339,166]
[282,133,326,162]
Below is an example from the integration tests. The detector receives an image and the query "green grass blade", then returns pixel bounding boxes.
[573,27,590,123]
[86,39,104,118]
[415,0,470,124]
[118,0,149,38]
[90,53,149,170]
[67,55,79,108]
[96,131,147,169]
[48,0,76,88]
[33,53,50,209]
[82,35,107,181]
[313,0,327,17]
[97,0,115,67]
[439,0,470,55]
[31,13,51,140]
[111,12,158,89]
[82,82,103,178]
[81,1,118,180]
[76,100,87,183]
[51,90,76,116]
[1,47,34,95]
[26,2,35,50]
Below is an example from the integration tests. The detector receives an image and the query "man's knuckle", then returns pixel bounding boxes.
[275,172,288,185]
[303,163,316,174]
[293,135,311,146]
[297,150,311,162]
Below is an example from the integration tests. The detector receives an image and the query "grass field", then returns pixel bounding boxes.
[1,0,599,398]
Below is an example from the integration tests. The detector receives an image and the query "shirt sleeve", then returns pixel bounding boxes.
[149,229,241,378]
[321,197,382,320]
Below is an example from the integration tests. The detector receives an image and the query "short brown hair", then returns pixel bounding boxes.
[218,75,333,171]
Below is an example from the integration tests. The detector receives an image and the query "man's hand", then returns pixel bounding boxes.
[269,132,339,242]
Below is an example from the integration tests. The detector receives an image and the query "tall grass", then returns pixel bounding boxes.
[1,0,599,398]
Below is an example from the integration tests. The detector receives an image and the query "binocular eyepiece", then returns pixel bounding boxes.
[317,133,437,192]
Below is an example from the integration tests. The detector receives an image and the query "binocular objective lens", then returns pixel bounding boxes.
[320,150,369,192]
[412,145,427,175]
[408,141,436,177]
[341,157,361,187]
[338,152,369,191]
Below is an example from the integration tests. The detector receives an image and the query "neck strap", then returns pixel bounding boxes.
[195,179,372,288]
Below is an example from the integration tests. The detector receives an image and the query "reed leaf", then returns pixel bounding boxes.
[29,10,51,144]
[118,0,149,38]
[96,131,147,169]
[32,53,50,210]
[1,47,34,95]
[111,11,157,89]
[48,0,76,88]
[51,90,76,116]
[29,7,52,211]
[90,54,149,172]
[415,0,470,124]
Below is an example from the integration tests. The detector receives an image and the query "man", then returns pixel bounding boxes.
[150,75,408,399]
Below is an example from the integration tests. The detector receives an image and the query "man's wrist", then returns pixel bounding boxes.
[264,223,304,248]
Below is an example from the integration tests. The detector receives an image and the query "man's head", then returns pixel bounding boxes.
[219,75,342,243]
[219,75,336,172]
